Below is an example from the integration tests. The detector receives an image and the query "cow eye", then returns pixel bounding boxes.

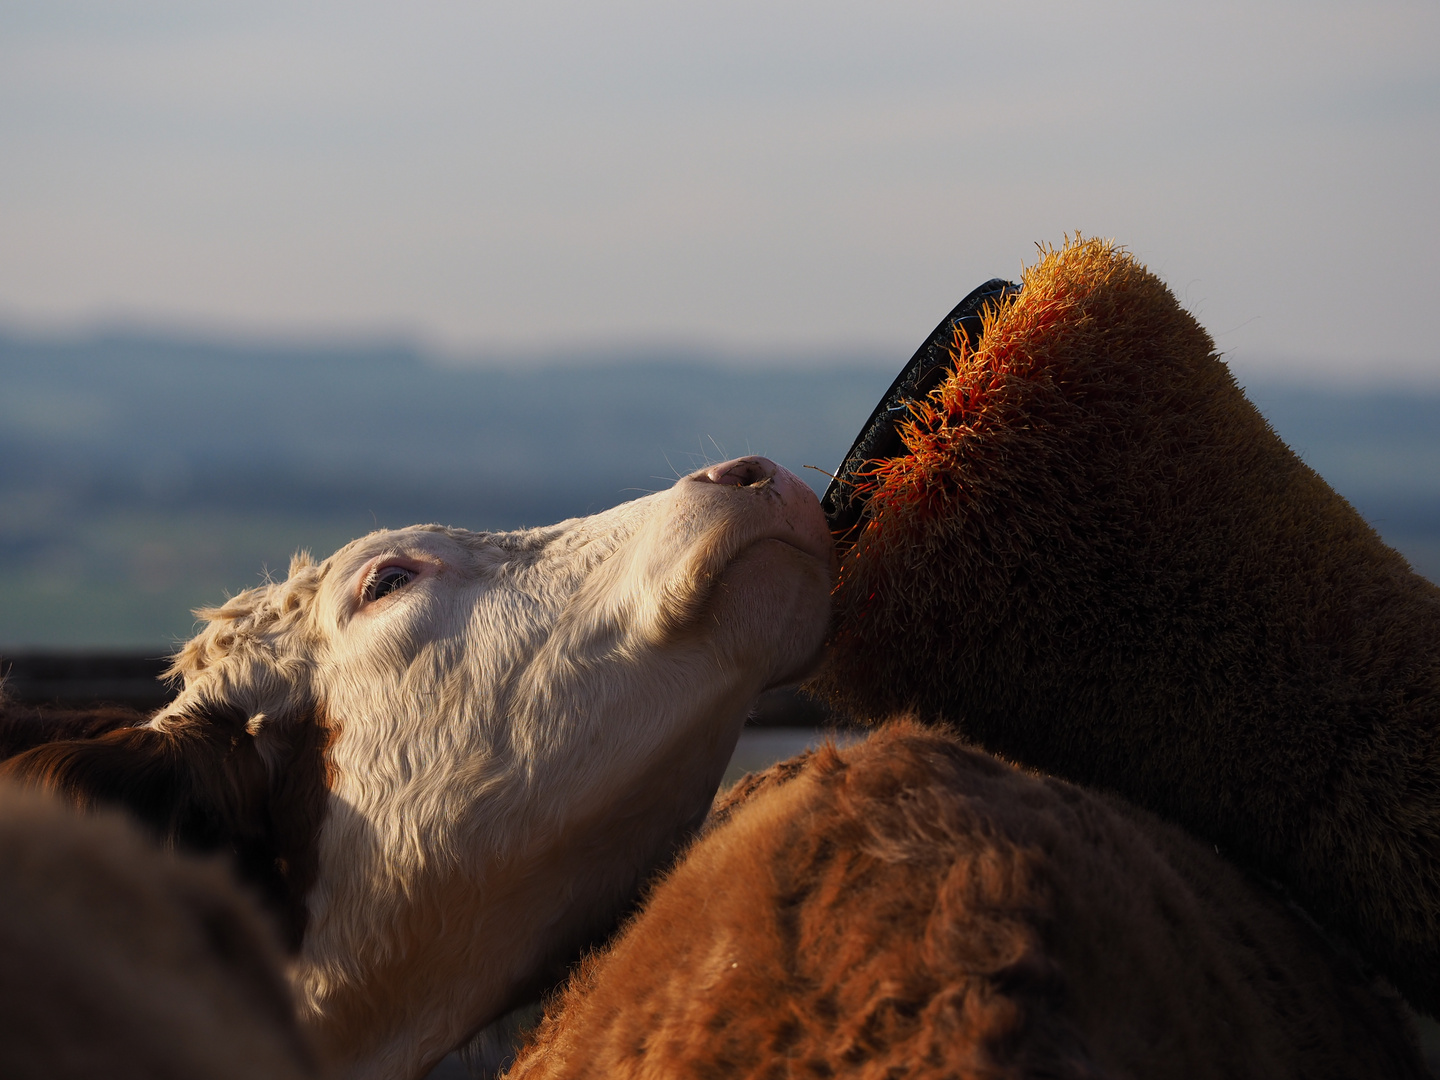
[365,565,415,603]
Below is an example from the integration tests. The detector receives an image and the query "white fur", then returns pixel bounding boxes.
[154,458,833,1079]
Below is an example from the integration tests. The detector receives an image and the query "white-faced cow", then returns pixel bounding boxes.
[0,456,834,1080]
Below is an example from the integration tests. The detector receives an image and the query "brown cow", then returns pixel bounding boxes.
[0,782,316,1080]
[814,237,1440,1016]
[508,723,1425,1079]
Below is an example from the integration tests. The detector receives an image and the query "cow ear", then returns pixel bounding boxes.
[0,699,152,760]
[0,721,184,827]
[2,694,333,952]
[0,701,268,853]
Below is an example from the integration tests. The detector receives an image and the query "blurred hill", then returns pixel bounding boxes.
[2,329,1436,648]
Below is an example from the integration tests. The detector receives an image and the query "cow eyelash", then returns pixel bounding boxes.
[362,564,417,604]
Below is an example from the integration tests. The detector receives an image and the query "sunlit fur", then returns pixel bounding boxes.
[510,723,1425,1079]
[8,459,833,1080]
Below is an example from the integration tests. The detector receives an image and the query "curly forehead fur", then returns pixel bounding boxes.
[166,527,493,710]
[170,553,325,680]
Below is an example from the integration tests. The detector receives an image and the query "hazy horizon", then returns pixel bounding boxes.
[3,327,1437,649]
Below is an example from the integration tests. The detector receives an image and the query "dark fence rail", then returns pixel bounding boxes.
[0,652,840,728]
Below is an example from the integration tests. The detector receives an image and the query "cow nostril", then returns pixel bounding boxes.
[700,456,777,488]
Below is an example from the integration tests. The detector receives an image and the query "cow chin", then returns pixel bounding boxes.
[709,536,834,689]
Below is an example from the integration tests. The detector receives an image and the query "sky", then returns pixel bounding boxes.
[2,1,1438,381]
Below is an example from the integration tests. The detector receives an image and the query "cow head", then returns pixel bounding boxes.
[4,456,834,1079]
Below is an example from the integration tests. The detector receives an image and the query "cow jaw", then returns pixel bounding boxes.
[237,458,834,1078]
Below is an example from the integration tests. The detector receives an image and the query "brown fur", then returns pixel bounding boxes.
[0,782,316,1079]
[508,724,1425,1079]
[0,695,333,950]
[0,700,152,755]
[811,236,1440,1014]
